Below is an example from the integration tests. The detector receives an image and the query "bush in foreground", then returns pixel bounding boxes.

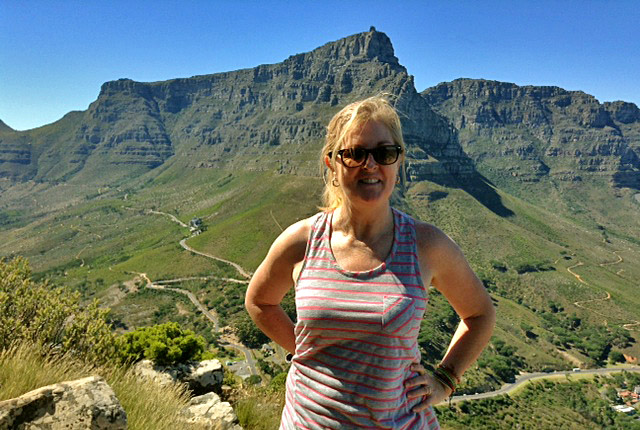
[0,257,117,363]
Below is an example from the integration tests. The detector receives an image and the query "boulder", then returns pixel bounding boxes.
[180,392,243,430]
[133,359,224,395]
[183,360,225,394]
[0,376,127,429]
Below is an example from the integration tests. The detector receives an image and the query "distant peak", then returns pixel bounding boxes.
[98,78,150,98]
[0,119,14,132]
[298,28,401,68]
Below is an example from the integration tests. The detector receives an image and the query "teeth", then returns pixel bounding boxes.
[361,179,380,184]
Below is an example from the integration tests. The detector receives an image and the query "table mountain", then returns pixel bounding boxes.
[0,28,474,189]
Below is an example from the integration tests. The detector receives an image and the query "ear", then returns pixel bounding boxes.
[324,154,333,171]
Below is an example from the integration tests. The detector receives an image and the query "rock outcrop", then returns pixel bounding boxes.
[0,376,127,429]
[133,359,224,395]
[180,392,243,430]
[422,79,640,188]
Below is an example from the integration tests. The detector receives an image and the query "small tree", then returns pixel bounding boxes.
[608,350,625,364]
[118,322,207,366]
[234,313,269,349]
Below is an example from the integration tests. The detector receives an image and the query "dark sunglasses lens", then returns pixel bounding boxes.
[373,147,399,165]
[341,148,367,167]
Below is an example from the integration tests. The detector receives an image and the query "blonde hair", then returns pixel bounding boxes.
[320,95,406,211]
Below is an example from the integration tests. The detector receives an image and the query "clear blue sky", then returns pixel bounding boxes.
[2,0,639,131]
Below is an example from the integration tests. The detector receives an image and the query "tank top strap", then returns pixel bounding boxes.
[295,212,332,291]
[306,211,330,258]
[391,208,425,291]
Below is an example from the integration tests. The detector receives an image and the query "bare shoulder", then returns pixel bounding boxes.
[413,218,471,291]
[414,220,461,258]
[266,215,316,264]
[247,215,317,301]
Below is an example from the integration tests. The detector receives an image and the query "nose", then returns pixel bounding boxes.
[363,152,377,170]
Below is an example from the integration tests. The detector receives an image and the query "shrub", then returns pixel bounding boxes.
[245,374,262,386]
[0,257,117,363]
[117,322,207,366]
[609,350,625,364]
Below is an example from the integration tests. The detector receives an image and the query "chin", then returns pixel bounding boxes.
[350,192,392,206]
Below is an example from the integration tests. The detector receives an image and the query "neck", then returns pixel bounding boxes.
[333,202,394,241]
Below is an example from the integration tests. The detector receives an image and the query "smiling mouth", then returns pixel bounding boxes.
[359,178,381,184]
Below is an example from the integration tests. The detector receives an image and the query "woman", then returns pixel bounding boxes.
[245,96,495,429]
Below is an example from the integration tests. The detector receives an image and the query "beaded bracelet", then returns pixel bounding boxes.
[432,368,456,394]
[432,364,460,395]
[437,364,460,384]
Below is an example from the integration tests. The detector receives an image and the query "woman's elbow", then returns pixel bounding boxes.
[483,299,497,331]
[244,287,259,317]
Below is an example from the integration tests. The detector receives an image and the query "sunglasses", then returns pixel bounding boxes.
[329,145,403,168]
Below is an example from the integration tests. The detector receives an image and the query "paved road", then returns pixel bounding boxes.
[219,339,259,377]
[446,366,640,404]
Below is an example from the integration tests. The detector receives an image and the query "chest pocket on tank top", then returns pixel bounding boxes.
[381,295,417,335]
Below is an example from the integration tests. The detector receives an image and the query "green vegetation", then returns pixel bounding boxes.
[0,256,117,364]
[233,385,286,430]
[0,257,212,429]
[437,374,640,430]
[0,342,203,430]
[539,310,633,366]
[234,312,270,349]
[117,322,207,366]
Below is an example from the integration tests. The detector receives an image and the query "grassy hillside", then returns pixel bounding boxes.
[2,165,639,428]
[2,164,638,370]
[437,372,640,429]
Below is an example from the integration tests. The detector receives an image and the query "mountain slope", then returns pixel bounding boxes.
[421,78,640,240]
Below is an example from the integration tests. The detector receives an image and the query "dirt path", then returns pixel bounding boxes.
[598,250,623,267]
[567,262,588,285]
[148,209,189,228]
[179,238,251,279]
[566,251,639,331]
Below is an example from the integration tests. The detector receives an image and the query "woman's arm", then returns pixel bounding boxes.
[407,222,496,408]
[244,218,310,354]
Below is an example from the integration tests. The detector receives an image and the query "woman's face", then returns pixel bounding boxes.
[331,120,400,208]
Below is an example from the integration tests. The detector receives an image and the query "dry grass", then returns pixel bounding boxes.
[0,342,207,430]
[233,385,285,430]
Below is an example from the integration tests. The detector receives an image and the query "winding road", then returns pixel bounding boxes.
[446,367,640,405]
[140,210,258,376]
[135,271,258,376]
[566,250,639,331]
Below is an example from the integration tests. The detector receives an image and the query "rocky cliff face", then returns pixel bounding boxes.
[422,79,640,189]
[0,29,473,187]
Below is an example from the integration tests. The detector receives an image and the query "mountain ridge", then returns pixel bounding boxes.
[0,28,475,190]
[421,78,640,189]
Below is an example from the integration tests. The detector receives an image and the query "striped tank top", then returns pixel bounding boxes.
[280,208,440,429]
